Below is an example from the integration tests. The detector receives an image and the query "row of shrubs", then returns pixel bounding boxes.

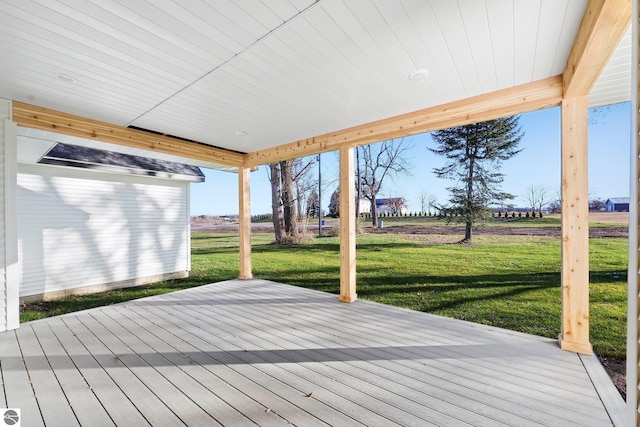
[494,211,544,218]
[435,211,544,218]
[252,211,544,220]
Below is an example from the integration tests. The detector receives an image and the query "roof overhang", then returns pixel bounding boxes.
[37,142,205,182]
[0,0,632,169]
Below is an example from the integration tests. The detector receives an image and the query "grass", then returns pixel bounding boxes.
[20,230,627,361]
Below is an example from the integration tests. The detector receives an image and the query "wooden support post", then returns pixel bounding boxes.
[238,166,253,280]
[339,146,357,303]
[559,96,592,355]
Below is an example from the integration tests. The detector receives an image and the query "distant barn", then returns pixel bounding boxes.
[605,197,630,212]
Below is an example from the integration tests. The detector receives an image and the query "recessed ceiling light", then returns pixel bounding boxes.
[235,131,248,136]
[56,73,77,83]
[408,68,429,81]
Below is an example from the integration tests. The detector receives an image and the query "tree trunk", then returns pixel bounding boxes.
[463,156,475,242]
[270,163,284,241]
[281,160,298,239]
[369,195,378,227]
[464,221,472,242]
[295,178,303,222]
[356,147,361,219]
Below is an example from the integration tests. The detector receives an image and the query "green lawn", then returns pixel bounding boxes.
[21,230,627,361]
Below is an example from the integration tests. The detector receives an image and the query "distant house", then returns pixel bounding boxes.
[376,198,407,215]
[605,197,629,212]
[357,198,372,214]
[17,134,204,301]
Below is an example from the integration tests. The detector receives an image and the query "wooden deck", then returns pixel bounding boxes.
[0,279,625,426]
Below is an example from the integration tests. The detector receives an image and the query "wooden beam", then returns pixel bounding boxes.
[559,96,592,355]
[339,146,356,303]
[238,166,253,280]
[13,101,244,167]
[245,76,563,167]
[563,0,631,98]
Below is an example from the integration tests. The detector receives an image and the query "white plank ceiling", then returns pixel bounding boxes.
[0,0,630,166]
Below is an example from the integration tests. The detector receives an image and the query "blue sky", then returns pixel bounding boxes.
[190,102,631,216]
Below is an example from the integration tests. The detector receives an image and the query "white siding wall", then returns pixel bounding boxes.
[1,98,18,331]
[17,164,190,298]
[0,105,6,329]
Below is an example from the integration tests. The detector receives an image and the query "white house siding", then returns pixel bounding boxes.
[17,164,190,299]
[1,98,18,331]
[0,106,6,329]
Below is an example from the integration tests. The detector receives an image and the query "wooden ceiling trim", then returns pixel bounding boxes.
[563,0,631,98]
[13,102,244,167]
[245,75,563,167]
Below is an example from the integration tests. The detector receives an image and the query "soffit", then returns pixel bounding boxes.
[0,0,628,159]
[589,24,631,108]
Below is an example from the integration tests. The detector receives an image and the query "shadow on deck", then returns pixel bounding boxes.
[0,279,625,426]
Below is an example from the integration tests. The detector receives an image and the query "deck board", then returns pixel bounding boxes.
[0,279,624,426]
[142,303,458,426]
[108,312,309,427]
[158,292,506,426]
[0,330,45,427]
[98,308,332,425]
[162,285,609,426]
[14,325,78,425]
[30,321,114,427]
[62,315,182,426]
[189,284,596,390]
[79,311,221,426]
[170,285,604,396]
[45,316,149,427]
[128,302,392,426]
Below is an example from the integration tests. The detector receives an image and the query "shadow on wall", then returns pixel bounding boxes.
[17,166,189,299]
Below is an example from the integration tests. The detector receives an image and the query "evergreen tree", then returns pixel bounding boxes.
[328,187,340,217]
[306,188,319,218]
[430,116,523,242]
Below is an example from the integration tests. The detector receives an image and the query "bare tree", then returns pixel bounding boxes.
[525,184,550,213]
[359,138,412,227]
[268,156,316,244]
[280,160,297,240]
[292,158,316,222]
[589,196,606,212]
[546,187,562,213]
[419,191,428,215]
[386,197,407,215]
[269,163,284,240]
[355,147,361,219]
[427,194,438,215]
[420,192,438,215]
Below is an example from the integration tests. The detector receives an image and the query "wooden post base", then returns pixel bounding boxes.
[558,333,593,355]
[339,294,357,303]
